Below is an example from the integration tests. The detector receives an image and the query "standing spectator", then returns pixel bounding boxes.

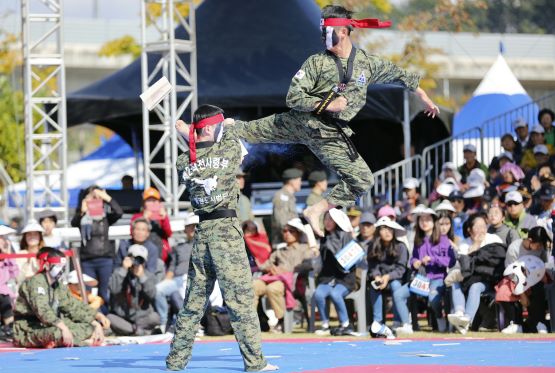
[16,221,45,283]
[520,125,555,171]
[108,245,160,336]
[538,108,555,147]
[0,225,18,340]
[487,204,519,248]
[253,218,315,333]
[306,170,328,207]
[236,168,254,223]
[116,218,160,275]
[513,118,529,160]
[271,168,302,246]
[357,212,376,252]
[500,133,519,164]
[313,209,355,336]
[408,208,455,332]
[398,177,425,226]
[37,210,65,250]
[131,187,173,264]
[367,218,410,336]
[156,214,198,331]
[458,144,488,184]
[121,175,134,190]
[71,185,123,314]
[504,191,537,239]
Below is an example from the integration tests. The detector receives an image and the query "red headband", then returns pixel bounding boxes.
[189,113,225,164]
[37,253,66,273]
[321,17,392,29]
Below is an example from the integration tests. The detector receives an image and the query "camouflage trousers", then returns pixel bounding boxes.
[237,110,374,207]
[13,318,93,348]
[166,218,267,372]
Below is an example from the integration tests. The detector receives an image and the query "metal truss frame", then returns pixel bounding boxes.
[141,0,198,215]
[21,0,68,224]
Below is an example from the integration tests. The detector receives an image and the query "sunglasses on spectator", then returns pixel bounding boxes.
[506,201,521,207]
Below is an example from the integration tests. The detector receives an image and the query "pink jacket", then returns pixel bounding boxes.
[259,272,296,309]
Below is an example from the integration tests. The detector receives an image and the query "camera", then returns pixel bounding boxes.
[128,255,145,267]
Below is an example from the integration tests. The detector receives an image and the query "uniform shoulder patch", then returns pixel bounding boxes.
[294,69,306,80]
[280,194,290,202]
[357,72,367,86]
[36,286,46,295]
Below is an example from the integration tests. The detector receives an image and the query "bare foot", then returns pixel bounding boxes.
[303,199,329,237]
[256,363,279,372]
[175,120,190,137]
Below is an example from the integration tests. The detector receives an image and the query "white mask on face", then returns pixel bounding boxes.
[48,261,67,283]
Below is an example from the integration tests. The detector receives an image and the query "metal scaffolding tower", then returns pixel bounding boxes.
[141,0,198,215]
[21,0,69,224]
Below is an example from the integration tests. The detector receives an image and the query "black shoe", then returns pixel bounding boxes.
[331,324,354,336]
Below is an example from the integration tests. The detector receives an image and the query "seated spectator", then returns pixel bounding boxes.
[72,185,123,314]
[37,210,65,250]
[458,144,488,184]
[13,248,110,348]
[377,204,397,221]
[438,162,462,185]
[429,177,458,207]
[131,187,173,264]
[487,204,519,248]
[408,208,455,333]
[449,190,467,241]
[66,271,104,311]
[539,108,555,147]
[314,209,356,336]
[447,213,505,334]
[253,218,315,333]
[501,133,519,164]
[0,225,18,340]
[530,183,555,219]
[497,163,525,196]
[513,118,529,159]
[16,221,45,284]
[121,174,134,190]
[242,220,272,271]
[463,180,485,214]
[357,212,376,251]
[367,218,410,336]
[108,245,160,336]
[520,125,555,172]
[116,218,159,274]
[499,227,550,333]
[504,191,537,239]
[347,206,362,237]
[156,214,198,331]
[397,178,425,226]
[528,163,554,193]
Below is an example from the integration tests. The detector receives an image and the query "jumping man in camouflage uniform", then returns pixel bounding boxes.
[13,247,110,348]
[167,105,277,372]
[231,5,440,237]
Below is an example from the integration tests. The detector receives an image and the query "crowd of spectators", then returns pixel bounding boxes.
[1,110,555,346]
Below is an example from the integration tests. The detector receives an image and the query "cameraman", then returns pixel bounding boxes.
[107,245,160,336]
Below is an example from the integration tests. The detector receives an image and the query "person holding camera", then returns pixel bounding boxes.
[107,245,160,336]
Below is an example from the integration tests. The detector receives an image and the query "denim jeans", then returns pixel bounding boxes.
[81,257,113,314]
[370,280,410,324]
[314,283,350,324]
[451,281,487,321]
[155,275,186,326]
[428,279,446,318]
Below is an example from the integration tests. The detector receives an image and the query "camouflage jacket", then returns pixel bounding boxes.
[271,186,298,244]
[286,48,421,122]
[14,272,96,326]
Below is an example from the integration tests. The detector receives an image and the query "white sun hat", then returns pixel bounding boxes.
[21,220,45,234]
[328,208,353,233]
[374,216,406,236]
[0,225,16,236]
[435,199,456,213]
[411,204,437,216]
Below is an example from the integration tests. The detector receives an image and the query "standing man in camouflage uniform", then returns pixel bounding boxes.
[237,168,255,223]
[271,168,302,247]
[231,5,439,237]
[306,170,328,207]
[13,248,110,348]
[167,105,277,372]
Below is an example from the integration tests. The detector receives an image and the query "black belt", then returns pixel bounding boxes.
[198,209,236,222]
[315,112,359,162]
